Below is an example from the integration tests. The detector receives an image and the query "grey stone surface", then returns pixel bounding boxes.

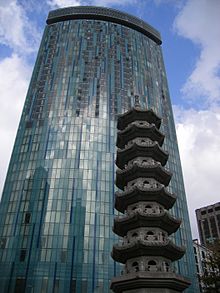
[112,108,190,292]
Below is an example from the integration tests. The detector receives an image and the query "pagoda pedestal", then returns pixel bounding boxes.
[111,107,190,293]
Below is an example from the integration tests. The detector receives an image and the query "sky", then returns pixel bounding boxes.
[0,0,220,239]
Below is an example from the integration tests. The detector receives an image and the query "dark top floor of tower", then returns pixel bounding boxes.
[46,6,162,45]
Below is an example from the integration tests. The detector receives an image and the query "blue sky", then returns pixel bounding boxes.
[0,0,220,239]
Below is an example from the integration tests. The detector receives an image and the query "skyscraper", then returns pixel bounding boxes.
[196,202,220,246]
[0,6,198,293]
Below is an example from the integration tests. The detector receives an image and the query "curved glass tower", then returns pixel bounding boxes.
[0,6,198,293]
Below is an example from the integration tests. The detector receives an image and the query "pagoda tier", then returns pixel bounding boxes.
[111,107,190,292]
[117,108,162,130]
[116,137,169,169]
[110,272,191,293]
[115,179,176,213]
[112,239,185,263]
[116,159,172,190]
[113,210,181,237]
[116,121,165,148]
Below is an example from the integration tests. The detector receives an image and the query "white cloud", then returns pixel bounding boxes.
[0,0,40,196]
[174,0,220,104]
[47,0,137,8]
[173,1,220,239]
[174,106,220,238]
[0,54,31,195]
[153,0,182,6]
[92,0,136,6]
[47,0,82,8]
[0,0,40,54]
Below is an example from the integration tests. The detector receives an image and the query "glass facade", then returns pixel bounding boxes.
[0,6,198,293]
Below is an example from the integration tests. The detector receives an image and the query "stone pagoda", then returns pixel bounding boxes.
[110,107,190,293]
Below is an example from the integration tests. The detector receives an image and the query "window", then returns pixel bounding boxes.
[20,249,26,262]
[60,250,67,263]
[164,262,169,272]
[71,280,76,293]
[132,261,139,272]
[145,205,152,209]
[148,260,157,271]
[24,213,31,224]
[147,231,154,235]
[82,280,87,292]
[14,278,25,293]
[0,238,7,249]
[41,278,48,293]
[54,280,59,293]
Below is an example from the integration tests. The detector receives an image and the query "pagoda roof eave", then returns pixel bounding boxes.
[116,124,164,148]
[115,187,176,212]
[112,240,185,263]
[116,164,172,189]
[117,107,162,130]
[110,271,191,293]
[116,142,168,168]
[113,211,181,236]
